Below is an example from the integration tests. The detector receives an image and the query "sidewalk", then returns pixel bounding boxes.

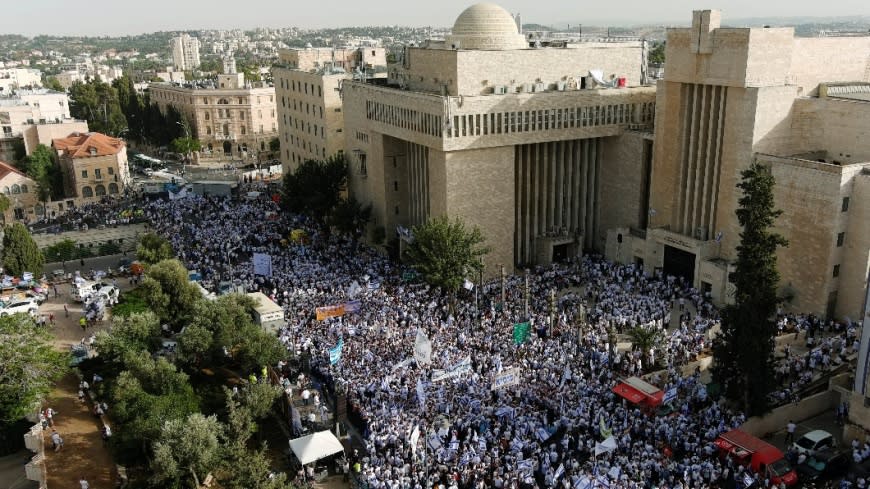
[41,375,115,489]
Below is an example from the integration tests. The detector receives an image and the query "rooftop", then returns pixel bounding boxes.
[0,160,28,181]
[445,3,526,50]
[53,132,125,158]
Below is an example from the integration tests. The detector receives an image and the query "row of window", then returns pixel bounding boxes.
[446,102,656,138]
[205,123,273,137]
[365,101,443,137]
[3,184,28,194]
[80,183,120,198]
[279,78,323,98]
[282,115,325,140]
[282,96,326,119]
[80,167,115,179]
[286,147,327,164]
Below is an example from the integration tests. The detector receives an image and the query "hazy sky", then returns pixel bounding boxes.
[2,0,868,36]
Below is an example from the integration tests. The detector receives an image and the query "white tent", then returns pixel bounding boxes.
[288,431,345,465]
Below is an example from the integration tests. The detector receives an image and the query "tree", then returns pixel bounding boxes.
[0,315,67,432]
[268,137,280,152]
[712,163,788,416]
[404,215,490,294]
[93,311,161,365]
[42,238,77,266]
[281,155,348,222]
[649,41,666,64]
[43,76,65,92]
[19,144,61,202]
[2,223,44,276]
[138,259,202,327]
[151,413,222,487]
[68,77,127,135]
[136,232,174,265]
[0,194,9,225]
[627,326,663,371]
[329,196,372,236]
[170,136,202,155]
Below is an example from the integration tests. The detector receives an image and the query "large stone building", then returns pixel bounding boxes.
[149,73,278,160]
[273,47,388,170]
[607,10,870,320]
[52,132,131,200]
[344,2,655,273]
[0,160,40,222]
[170,34,202,71]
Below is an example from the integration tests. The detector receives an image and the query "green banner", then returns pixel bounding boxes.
[513,322,531,345]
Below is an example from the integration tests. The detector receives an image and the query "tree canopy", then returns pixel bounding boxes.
[0,315,67,428]
[150,413,223,488]
[404,215,490,293]
[712,163,788,416]
[136,232,174,265]
[2,223,44,276]
[281,155,347,222]
[138,259,201,328]
[68,77,127,136]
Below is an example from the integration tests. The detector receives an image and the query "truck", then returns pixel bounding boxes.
[714,429,798,486]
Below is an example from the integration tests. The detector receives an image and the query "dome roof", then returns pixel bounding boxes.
[446,3,527,51]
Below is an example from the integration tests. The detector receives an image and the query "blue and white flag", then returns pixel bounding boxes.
[252,253,273,277]
[553,464,565,485]
[575,477,592,489]
[368,279,381,290]
[328,338,344,365]
[21,272,33,282]
[416,377,427,407]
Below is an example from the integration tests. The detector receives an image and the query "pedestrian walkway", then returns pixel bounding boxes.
[41,374,115,489]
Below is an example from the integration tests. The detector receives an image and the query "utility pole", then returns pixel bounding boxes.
[500,264,506,311]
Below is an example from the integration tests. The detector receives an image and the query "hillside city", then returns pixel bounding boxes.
[0,3,869,489]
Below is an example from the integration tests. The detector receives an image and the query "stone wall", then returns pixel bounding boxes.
[839,173,870,319]
[599,131,650,247]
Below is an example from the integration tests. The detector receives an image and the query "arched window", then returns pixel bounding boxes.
[20,184,27,193]
[81,186,93,198]
[95,185,106,196]
[11,184,20,194]
[108,183,119,194]
[3,187,8,194]
[205,112,210,120]
[35,203,44,216]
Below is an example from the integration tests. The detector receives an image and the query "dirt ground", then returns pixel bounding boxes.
[38,282,124,489]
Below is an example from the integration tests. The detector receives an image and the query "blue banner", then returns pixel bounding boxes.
[329,338,344,365]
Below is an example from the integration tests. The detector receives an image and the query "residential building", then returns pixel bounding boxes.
[344,2,654,274]
[0,89,87,161]
[0,160,40,223]
[148,73,277,160]
[170,34,202,71]
[52,132,131,200]
[607,10,870,321]
[0,68,42,93]
[273,47,388,171]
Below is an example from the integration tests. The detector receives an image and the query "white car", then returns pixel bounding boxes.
[0,298,39,317]
[793,429,836,456]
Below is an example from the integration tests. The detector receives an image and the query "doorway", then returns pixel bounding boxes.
[663,245,695,284]
[223,141,232,155]
[553,243,571,263]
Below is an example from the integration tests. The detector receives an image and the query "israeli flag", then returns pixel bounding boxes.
[328,338,344,365]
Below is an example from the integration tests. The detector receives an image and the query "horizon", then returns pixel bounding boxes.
[1,0,868,38]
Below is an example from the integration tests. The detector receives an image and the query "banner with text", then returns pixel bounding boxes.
[316,304,346,321]
[491,367,521,391]
[252,253,273,277]
[414,329,432,366]
[329,338,344,365]
[432,356,472,382]
[513,322,531,345]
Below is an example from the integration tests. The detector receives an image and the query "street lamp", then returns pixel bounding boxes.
[176,121,192,167]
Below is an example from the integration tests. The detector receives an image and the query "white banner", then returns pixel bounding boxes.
[432,356,472,382]
[414,329,432,366]
[491,367,521,391]
[252,253,273,277]
[410,425,421,455]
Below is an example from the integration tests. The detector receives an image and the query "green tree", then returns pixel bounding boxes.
[68,77,127,135]
[649,41,666,64]
[627,326,663,370]
[43,238,77,267]
[43,76,65,92]
[712,163,788,416]
[281,155,348,222]
[19,144,60,202]
[138,259,201,327]
[2,223,44,276]
[268,137,280,152]
[136,232,174,265]
[404,215,490,294]
[93,311,161,365]
[329,196,372,236]
[0,194,9,224]
[151,414,223,488]
[0,315,67,433]
[170,136,202,155]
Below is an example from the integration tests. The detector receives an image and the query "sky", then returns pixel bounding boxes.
[1,0,868,37]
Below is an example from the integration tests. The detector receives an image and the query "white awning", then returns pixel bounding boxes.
[288,431,344,465]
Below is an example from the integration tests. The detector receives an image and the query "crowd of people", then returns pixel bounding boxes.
[130,189,860,489]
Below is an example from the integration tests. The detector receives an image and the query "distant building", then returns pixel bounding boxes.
[148,73,278,160]
[222,54,237,75]
[0,68,42,93]
[170,34,202,71]
[0,160,40,223]
[273,47,387,171]
[52,132,131,200]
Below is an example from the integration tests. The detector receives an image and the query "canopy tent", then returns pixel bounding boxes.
[612,376,664,408]
[288,431,344,465]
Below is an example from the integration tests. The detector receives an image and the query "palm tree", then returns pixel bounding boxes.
[627,326,664,371]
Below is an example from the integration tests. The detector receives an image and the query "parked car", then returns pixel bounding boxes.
[0,298,39,316]
[795,450,852,482]
[793,430,836,456]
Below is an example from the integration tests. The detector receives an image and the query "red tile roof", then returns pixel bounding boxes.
[0,160,28,181]
[52,132,125,158]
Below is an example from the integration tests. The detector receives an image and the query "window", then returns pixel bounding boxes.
[81,186,93,198]
[841,197,850,212]
[833,265,840,278]
[20,184,27,193]
[81,170,88,178]
[240,112,245,121]
[95,184,106,196]
[94,169,102,179]
[836,232,845,247]
[394,181,399,191]
[108,167,114,175]
[11,184,20,194]
[205,112,210,121]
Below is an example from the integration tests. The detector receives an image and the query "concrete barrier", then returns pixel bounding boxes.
[740,389,839,437]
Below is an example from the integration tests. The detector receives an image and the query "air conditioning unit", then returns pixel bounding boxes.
[534,82,545,92]
[556,81,567,91]
[494,86,507,95]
